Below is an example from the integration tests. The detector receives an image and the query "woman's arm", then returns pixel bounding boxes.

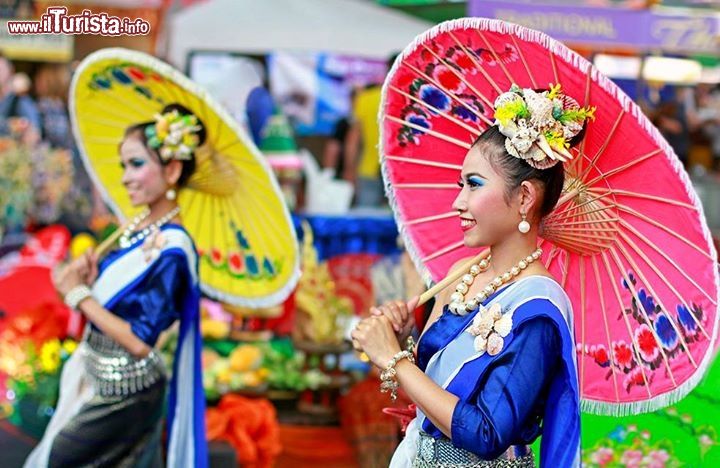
[394,357,458,436]
[77,297,153,358]
[55,249,187,359]
[354,308,562,460]
[400,317,560,457]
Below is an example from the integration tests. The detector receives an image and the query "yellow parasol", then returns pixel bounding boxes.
[70,48,299,307]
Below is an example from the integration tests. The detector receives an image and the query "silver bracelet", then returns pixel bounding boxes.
[64,285,93,310]
[380,350,415,401]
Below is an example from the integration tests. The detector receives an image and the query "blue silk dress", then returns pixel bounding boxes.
[26,225,207,468]
[391,276,580,467]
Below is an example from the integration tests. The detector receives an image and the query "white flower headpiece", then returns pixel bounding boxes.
[144,109,202,162]
[493,84,595,169]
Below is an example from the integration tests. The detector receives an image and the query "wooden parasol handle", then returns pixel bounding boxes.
[94,223,128,258]
[417,248,490,306]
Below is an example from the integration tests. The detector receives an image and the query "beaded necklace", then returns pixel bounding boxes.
[448,248,543,315]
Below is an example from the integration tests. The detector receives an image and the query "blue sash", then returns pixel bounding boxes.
[417,276,580,467]
[93,226,208,468]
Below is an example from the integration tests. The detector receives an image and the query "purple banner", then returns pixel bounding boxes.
[649,11,719,54]
[468,0,720,54]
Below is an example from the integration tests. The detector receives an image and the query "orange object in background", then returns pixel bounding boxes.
[276,424,358,468]
[205,394,281,468]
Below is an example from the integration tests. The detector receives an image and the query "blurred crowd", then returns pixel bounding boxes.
[0,54,97,241]
[648,83,720,173]
[1,49,719,233]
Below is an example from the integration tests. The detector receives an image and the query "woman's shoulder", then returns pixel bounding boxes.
[506,276,570,315]
[160,224,196,255]
[505,276,574,333]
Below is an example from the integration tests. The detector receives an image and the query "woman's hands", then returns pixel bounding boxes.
[351,315,401,368]
[351,296,420,368]
[370,296,419,343]
[52,249,99,297]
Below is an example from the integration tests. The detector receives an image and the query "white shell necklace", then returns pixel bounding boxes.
[448,247,543,315]
[118,206,181,249]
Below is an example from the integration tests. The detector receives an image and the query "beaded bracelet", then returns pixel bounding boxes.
[64,285,93,310]
[380,350,415,401]
[406,335,416,353]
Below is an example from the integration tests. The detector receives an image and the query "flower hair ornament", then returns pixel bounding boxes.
[144,109,202,162]
[493,84,595,169]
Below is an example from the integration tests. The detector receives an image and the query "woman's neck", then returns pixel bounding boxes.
[487,230,542,278]
[140,198,180,228]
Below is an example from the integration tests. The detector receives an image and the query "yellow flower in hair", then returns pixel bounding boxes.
[547,83,562,100]
[494,100,529,127]
[155,117,169,134]
[182,133,199,147]
[545,130,568,150]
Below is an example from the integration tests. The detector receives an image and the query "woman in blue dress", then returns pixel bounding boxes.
[352,86,593,467]
[26,103,208,468]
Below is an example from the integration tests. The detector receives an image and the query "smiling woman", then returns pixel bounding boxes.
[25,103,209,468]
[354,83,591,468]
[351,22,600,466]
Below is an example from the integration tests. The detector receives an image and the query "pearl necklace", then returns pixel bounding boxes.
[118,206,181,248]
[448,247,543,315]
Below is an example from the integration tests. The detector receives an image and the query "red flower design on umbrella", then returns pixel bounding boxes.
[453,51,477,74]
[228,252,245,275]
[591,344,610,367]
[432,65,464,94]
[210,248,224,267]
[612,341,634,371]
[634,324,659,364]
[624,367,647,393]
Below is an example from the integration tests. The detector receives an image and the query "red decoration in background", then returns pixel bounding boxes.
[327,253,379,316]
[0,266,70,345]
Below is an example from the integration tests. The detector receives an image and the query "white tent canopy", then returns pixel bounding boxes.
[164,0,433,69]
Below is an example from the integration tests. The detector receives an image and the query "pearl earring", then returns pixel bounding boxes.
[518,212,530,234]
[165,188,177,201]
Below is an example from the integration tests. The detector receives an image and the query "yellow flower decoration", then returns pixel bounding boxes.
[144,110,202,162]
[547,83,562,100]
[62,340,78,355]
[494,100,529,127]
[40,339,62,374]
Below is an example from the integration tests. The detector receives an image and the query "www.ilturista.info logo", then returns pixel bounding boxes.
[7,7,151,36]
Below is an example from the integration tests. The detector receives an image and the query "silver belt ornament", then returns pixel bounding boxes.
[413,432,535,468]
[82,328,166,397]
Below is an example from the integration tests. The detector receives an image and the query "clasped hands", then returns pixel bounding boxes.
[350,296,419,369]
[52,249,99,297]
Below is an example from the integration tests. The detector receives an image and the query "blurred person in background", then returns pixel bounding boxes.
[0,72,42,145]
[692,84,720,170]
[0,54,14,99]
[651,93,691,167]
[246,74,276,147]
[322,115,351,180]
[34,64,74,150]
[34,64,94,233]
[345,55,398,207]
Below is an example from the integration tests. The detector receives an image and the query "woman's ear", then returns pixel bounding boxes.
[518,180,541,221]
[163,159,183,186]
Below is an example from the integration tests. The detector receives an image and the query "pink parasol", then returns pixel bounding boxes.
[380,18,719,415]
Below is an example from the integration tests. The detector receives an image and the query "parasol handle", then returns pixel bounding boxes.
[417,248,491,306]
[94,223,128,258]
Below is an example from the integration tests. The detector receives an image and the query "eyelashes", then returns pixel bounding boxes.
[458,176,485,190]
[120,158,146,169]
